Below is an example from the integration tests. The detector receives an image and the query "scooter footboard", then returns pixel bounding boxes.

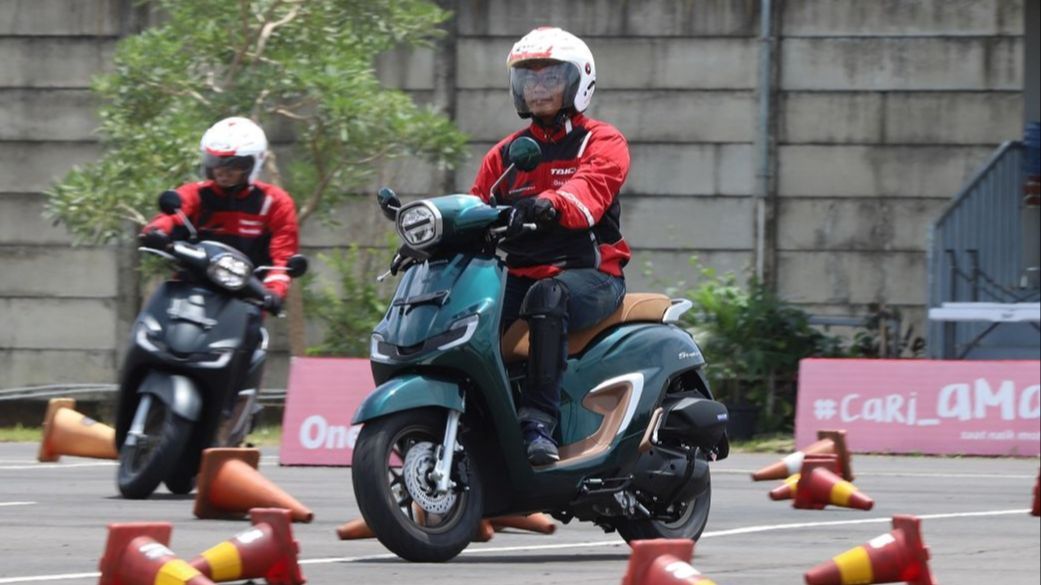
[351,374,465,424]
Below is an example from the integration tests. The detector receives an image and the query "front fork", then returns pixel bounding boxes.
[430,407,463,495]
[124,395,153,447]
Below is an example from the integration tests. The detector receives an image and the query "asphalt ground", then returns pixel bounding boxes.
[0,442,1038,584]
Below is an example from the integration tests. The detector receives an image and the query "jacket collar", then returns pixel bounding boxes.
[529,112,585,143]
[204,180,253,199]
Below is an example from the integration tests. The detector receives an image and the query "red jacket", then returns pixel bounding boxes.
[470,113,631,279]
[142,180,299,298]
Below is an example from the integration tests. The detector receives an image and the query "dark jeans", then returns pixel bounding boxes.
[502,269,626,420]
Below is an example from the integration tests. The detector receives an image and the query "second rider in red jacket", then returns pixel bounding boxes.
[140,116,299,314]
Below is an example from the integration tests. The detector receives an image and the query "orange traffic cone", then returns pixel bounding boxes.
[190,508,304,585]
[474,519,496,542]
[99,522,214,585]
[621,539,717,585]
[752,429,852,482]
[37,398,117,462]
[335,516,509,542]
[769,454,842,501]
[489,513,557,534]
[336,517,375,540]
[793,458,874,511]
[193,448,313,522]
[804,515,936,585]
[1032,470,1040,517]
[769,473,801,501]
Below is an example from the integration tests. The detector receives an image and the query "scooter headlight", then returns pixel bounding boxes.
[397,202,442,249]
[207,253,252,290]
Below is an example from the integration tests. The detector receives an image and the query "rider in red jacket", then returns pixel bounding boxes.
[140,117,299,311]
[470,27,631,465]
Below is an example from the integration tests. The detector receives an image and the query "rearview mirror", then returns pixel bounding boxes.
[508,137,542,172]
[377,187,401,220]
[158,190,182,215]
[286,255,309,278]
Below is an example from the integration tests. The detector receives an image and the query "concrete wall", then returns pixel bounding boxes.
[0,0,1025,389]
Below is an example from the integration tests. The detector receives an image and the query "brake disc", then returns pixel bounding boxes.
[402,441,457,515]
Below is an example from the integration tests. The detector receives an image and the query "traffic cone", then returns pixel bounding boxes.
[489,513,557,534]
[804,515,936,585]
[37,398,117,462]
[621,539,717,585]
[1032,470,1040,517]
[769,473,801,501]
[752,429,853,482]
[769,454,842,501]
[190,508,304,585]
[793,458,874,511]
[336,517,375,540]
[335,516,502,542]
[99,522,214,585]
[193,448,313,522]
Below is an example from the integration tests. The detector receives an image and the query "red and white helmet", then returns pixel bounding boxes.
[506,27,596,118]
[199,116,268,184]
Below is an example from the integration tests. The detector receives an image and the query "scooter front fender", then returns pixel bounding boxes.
[138,371,203,422]
[352,374,464,424]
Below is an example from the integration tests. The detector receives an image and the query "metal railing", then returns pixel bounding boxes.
[927,140,1040,357]
[0,384,287,405]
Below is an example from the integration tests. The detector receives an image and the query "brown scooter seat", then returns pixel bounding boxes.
[500,293,672,363]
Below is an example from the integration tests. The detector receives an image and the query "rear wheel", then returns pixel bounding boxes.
[612,465,712,542]
[352,408,483,562]
[117,397,193,499]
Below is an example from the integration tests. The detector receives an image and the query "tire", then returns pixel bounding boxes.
[352,408,483,562]
[117,397,194,499]
[163,471,196,495]
[613,469,712,543]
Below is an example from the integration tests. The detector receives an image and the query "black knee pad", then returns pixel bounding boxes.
[519,278,570,320]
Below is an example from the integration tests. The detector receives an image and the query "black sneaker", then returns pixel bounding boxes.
[522,420,559,466]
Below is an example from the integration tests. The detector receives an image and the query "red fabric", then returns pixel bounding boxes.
[470,114,631,279]
[142,180,299,298]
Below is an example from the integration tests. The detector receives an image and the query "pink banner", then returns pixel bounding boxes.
[278,357,374,466]
[795,359,1040,456]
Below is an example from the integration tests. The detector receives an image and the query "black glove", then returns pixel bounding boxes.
[515,196,558,225]
[138,228,171,251]
[506,196,557,238]
[262,293,284,316]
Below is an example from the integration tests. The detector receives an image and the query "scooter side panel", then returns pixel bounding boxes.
[352,374,465,424]
[561,323,705,448]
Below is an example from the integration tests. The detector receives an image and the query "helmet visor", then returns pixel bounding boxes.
[510,61,580,117]
[202,153,255,172]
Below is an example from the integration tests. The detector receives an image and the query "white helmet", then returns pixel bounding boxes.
[199,116,268,184]
[506,27,596,118]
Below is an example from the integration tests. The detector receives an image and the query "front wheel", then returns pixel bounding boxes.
[612,468,712,543]
[117,396,193,499]
[352,408,483,562]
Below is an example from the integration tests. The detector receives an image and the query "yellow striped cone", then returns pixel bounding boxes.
[769,474,800,501]
[189,508,303,585]
[98,523,215,585]
[804,515,936,585]
[771,454,842,501]
[793,459,873,511]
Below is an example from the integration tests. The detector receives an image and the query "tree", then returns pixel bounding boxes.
[46,0,468,353]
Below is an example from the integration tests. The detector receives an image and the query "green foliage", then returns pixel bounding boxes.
[46,0,468,243]
[677,260,845,434]
[303,243,393,357]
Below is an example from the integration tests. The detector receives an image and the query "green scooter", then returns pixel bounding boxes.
[351,137,730,562]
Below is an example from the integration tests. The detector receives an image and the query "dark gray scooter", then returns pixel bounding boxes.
[114,192,306,498]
